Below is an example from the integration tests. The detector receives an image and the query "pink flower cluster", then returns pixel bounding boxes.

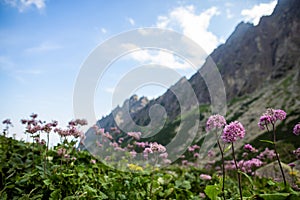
[206,114,227,131]
[21,114,58,134]
[127,132,142,140]
[258,108,286,130]
[222,121,245,143]
[237,158,263,174]
[188,144,200,152]
[293,123,300,136]
[143,142,166,154]
[256,147,276,161]
[69,119,88,126]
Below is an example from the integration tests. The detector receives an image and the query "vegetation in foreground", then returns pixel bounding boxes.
[0,110,300,199]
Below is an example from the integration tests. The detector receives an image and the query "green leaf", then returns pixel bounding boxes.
[50,189,62,200]
[239,171,253,186]
[259,140,274,145]
[258,193,289,200]
[223,144,232,153]
[43,179,51,186]
[204,185,221,200]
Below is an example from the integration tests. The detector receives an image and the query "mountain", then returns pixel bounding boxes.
[86,0,300,160]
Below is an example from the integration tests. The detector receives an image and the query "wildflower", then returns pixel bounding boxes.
[257,147,276,160]
[149,142,166,153]
[188,146,195,152]
[293,123,300,136]
[128,163,143,171]
[30,113,38,119]
[293,148,300,160]
[40,139,46,145]
[199,193,206,198]
[207,150,215,157]
[75,119,88,126]
[181,160,188,165]
[135,141,148,148]
[194,153,200,158]
[244,144,256,152]
[127,132,141,140]
[163,159,172,164]
[200,174,212,180]
[222,121,245,143]
[159,152,168,159]
[118,137,124,143]
[130,150,137,158]
[258,108,286,129]
[2,119,12,125]
[288,163,296,169]
[206,114,227,131]
[90,159,96,164]
[57,148,66,156]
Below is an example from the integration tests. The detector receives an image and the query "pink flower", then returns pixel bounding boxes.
[149,142,166,153]
[288,163,296,169]
[90,159,96,164]
[293,148,300,160]
[222,121,245,143]
[135,141,147,148]
[244,144,256,152]
[188,146,195,152]
[130,150,137,158]
[206,114,227,131]
[30,113,38,119]
[194,153,200,158]
[159,152,168,159]
[293,123,300,136]
[57,148,66,156]
[2,119,12,125]
[200,174,212,180]
[127,132,141,140]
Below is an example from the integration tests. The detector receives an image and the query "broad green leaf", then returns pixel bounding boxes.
[204,185,221,200]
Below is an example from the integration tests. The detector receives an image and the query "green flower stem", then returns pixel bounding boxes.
[272,123,287,187]
[216,131,225,200]
[231,142,243,200]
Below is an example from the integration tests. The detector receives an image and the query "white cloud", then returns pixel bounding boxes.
[241,0,277,25]
[226,9,234,19]
[25,42,62,53]
[123,6,221,70]
[101,28,107,34]
[127,17,135,26]
[4,0,46,12]
[156,5,221,54]
[129,50,191,70]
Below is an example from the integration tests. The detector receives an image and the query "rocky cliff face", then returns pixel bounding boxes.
[95,0,300,137]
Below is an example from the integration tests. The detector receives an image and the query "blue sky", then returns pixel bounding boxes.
[0,0,277,142]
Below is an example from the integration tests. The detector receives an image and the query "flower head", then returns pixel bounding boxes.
[2,119,12,125]
[200,174,212,181]
[293,123,300,136]
[258,108,286,130]
[244,144,257,152]
[127,132,141,140]
[222,121,245,143]
[206,114,227,131]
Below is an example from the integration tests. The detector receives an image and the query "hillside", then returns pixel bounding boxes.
[86,0,300,159]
